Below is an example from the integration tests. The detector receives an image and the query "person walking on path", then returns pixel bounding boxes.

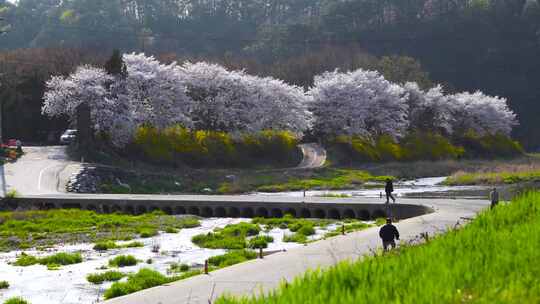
[385,178,396,203]
[379,218,400,252]
[490,188,500,209]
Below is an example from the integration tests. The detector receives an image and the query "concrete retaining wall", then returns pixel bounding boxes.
[2,196,433,220]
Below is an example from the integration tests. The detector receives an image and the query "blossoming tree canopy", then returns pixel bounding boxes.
[42,65,136,147]
[449,91,518,136]
[42,53,312,147]
[403,82,454,135]
[309,69,408,139]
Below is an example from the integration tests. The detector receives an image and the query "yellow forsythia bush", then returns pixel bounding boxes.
[133,126,300,167]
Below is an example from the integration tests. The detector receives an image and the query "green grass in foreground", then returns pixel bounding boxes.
[13,252,82,267]
[0,209,200,251]
[3,297,29,304]
[217,192,540,304]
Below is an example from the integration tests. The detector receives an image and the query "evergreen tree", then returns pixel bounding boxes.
[104,49,127,78]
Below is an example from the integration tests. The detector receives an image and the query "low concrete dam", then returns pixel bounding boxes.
[3,194,434,220]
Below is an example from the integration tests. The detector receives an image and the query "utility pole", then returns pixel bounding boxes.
[0,17,9,144]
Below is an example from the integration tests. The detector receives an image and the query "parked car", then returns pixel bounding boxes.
[60,129,78,144]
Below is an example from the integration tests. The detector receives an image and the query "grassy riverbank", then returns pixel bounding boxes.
[0,209,200,251]
[97,166,391,195]
[217,192,540,304]
[444,163,540,185]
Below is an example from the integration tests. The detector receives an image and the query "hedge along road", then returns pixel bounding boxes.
[105,197,489,304]
[0,146,82,196]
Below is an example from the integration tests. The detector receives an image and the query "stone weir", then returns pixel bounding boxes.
[3,194,434,220]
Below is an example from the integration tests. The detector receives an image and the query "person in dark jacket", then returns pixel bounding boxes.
[379,218,400,252]
[385,178,396,203]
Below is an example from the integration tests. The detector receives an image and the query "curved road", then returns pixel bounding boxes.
[1,146,81,196]
[297,143,327,169]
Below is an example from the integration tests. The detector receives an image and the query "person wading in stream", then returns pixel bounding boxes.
[379,218,400,252]
[385,178,396,204]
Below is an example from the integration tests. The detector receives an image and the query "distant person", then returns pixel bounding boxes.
[490,188,500,209]
[15,140,22,153]
[379,218,400,252]
[385,178,396,203]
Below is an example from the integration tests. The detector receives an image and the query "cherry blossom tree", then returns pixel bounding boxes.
[42,65,136,147]
[403,82,454,135]
[123,53,193,130]
[179,61,311,134]
[309,69,408,139]
[449,91,518,136]
[43,54,311,147]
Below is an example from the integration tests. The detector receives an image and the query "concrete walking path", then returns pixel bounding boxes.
[106,198,489,304]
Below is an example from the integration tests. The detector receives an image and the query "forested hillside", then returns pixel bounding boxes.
[0,0,539,148]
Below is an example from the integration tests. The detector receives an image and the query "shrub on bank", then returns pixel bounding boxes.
[132,126,300,168]
[329,131,521,164]
[0,280,9,289]
[108,255,138,267]
[104,268,174,299]
[208,250,257,268]
[13,252,82,267]
[192,222,261,249]
[3,297,30,304]
[87,271,126,284]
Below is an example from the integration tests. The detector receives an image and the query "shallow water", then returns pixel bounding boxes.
[255,176,487,199]
[0,218,338,304]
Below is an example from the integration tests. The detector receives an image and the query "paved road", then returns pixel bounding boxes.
[106,197,489,304]
[297,143,326,169]
[1,146,81,196]
[2,143,323,197]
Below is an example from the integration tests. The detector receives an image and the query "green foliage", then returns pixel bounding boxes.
[457,131,524,159]
[248,235,274,249]
[108,255,138,267]
[93,241,118,251]
[217,192,540,304]
[133,126,300,168]
[13,252,82,267]
[257,168,390,192]
[86,271,126,284]
[0,280,9,289]
[192,222,261,249]
[3,297,30,304]
[5,189,19,199]
[0,209,200,251]
[330,131,523,164]
[208,250,257,268]
[123,241,144,248]
[283,220,318,243]
[138,228,158,238]
[374,218,387,226]
[168,263,190,274]
[165,227,179,233]
[324,222,372,238]
[104,268,175,299]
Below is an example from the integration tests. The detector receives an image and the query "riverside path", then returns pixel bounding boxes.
[105,197,489,304]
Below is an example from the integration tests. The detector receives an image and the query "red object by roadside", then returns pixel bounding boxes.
[7,139,17,147]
